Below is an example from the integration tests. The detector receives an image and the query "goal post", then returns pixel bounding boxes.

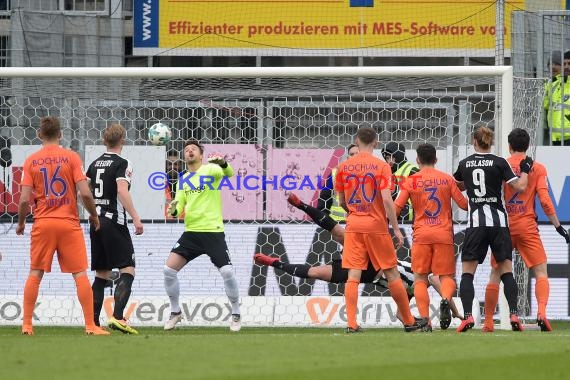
[0,65,542,329]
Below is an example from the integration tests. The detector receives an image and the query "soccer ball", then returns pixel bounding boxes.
[148,123,172,146]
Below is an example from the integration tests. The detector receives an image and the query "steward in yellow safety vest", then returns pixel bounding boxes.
[543,50,570,145]
[382,142,419,222]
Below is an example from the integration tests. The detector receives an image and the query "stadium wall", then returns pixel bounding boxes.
[0,223,568,326]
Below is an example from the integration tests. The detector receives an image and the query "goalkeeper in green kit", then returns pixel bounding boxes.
[163,139,242,332]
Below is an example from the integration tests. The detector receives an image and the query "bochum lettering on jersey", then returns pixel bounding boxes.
[31,156,69,166]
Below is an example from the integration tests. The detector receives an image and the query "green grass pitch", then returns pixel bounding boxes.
[2,323,570,380]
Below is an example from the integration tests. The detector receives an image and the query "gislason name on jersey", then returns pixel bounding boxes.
[465,159,494,167]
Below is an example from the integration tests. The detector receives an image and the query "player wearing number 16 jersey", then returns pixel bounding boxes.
[16,116,108,336]
[453,126,531,333]
[336,127,427,333]
[395,143,468,330]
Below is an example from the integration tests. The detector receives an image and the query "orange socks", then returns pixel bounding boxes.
[440,276,457,301]
[413,280,430,319]
[389,279,414,325]
[75,274,95,329]
[344,279,359,329]
[23,275,41,327]
[484,283,500,327]
[535,277,550,317]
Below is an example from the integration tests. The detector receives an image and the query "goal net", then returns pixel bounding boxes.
[0,67,543,328]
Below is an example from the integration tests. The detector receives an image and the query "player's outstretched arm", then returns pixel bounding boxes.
[208,153,234,178]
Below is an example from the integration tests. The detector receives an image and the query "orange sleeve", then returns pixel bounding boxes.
[535,164,549,191]
[451,180,468,211]
[71,152,87,183]
[534,164,555,216]
[21,159,33,187]
[537,187,556,216]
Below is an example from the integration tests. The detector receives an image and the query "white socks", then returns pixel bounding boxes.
[219,265,241,315]
[163,265,181,314]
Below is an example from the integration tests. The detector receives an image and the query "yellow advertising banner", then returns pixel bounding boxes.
[133,0,525,56]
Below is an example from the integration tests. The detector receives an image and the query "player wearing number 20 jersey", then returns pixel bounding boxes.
[335,127,426,333]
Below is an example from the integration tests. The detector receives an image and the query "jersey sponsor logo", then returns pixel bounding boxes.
[472,196,498,204]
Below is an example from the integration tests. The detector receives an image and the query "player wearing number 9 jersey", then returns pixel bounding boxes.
[453,126,531,333]
[16,116,107,336]
[336,127,427,333]
[395,143,468,329]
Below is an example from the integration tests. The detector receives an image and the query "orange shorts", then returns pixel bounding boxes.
[411,243,455,276]
[490,233,547,270]
[30,218,88,273]
[512,233,547,268]
[342,232,396,271]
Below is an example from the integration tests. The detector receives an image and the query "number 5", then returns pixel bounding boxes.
[94,169,105,197]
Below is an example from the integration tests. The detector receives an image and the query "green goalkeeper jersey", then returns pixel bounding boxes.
[173,162,234,232]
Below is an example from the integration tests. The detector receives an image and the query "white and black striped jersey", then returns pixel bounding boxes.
[86,152,133,226]
[453,153,517,228]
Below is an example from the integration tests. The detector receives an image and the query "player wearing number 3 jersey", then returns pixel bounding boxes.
[336,127,427,333]
[16,116,108,336]
[395,143,468,330]
[453,126,531,333]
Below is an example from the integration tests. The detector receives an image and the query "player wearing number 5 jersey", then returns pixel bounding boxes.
[87,124,144,335]
[483,128,570,332]
[453,126,531,333]
[395,143,468,330]
[16,116,108,336]
[336,127,427,333]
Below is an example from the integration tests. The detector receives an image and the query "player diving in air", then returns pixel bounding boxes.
[254,192,465,328]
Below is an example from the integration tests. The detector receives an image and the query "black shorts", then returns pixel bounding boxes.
[330,260,378,284]
[171,231,231,268]
[462,227,513,264]
[90,217,135,271]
